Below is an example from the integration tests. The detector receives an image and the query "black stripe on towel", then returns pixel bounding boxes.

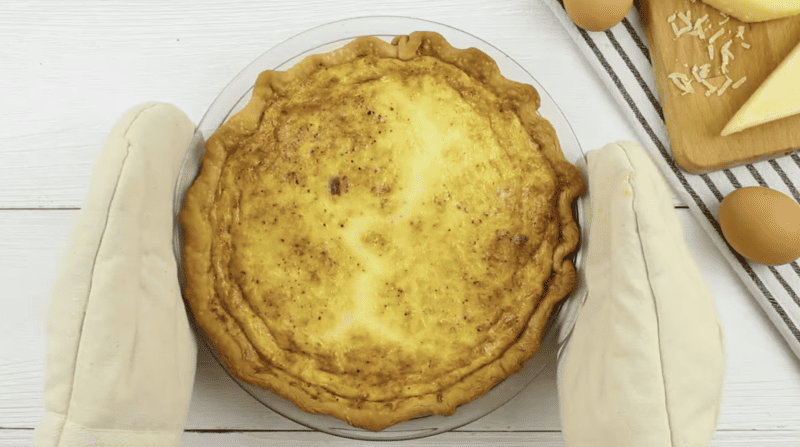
[792,153,800,169]
[769,266,800,308]
[621,18,651,65]
[570,22,800,344]
[764,161,800,282]
[791,262,800,279]
[769,160,800,203]
[604,29,664,122]
[700,174,724,202]
[747,164,768,187]
[724,169,742,188]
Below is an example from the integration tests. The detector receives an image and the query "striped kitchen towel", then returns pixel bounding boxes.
[542,0,800,359]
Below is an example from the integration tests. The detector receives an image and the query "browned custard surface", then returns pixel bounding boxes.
[180,32,585,431]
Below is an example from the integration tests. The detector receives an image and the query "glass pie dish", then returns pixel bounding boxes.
[172,16,587,441]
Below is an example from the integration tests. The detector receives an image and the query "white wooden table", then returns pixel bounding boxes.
[2,1,799,445]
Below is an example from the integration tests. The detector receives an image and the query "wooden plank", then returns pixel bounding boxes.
[3,428,800,447]
[176,430,800,447]
[638,0,800,173]
[0,0,643,209]
[177,430,800,446]
[3,209,800,433]
[0,359,44,429]
[0,430,33,447]
[0,210,71,429]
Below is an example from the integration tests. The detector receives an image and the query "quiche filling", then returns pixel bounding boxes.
[181,32,585,431]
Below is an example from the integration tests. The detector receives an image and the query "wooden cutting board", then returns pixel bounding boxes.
[638,0,800,173]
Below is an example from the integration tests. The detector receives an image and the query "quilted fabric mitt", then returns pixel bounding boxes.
[556,140,726,447]
[36,103,198,447]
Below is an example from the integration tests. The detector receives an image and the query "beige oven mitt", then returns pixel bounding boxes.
[555,141,726,446]
[35,103,198,447]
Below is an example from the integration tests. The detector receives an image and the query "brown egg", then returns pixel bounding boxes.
[564,0,634,32]
[718,187,800,265]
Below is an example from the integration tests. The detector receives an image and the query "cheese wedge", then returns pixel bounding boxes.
[722,41,800,136]
[702,0,800,22]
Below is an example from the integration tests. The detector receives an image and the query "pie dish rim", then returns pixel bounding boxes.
[172,16,587,441]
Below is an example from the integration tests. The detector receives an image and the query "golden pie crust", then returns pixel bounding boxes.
[180,32,585,431]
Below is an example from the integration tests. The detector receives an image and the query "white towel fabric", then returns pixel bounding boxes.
[542,0,800,360]
[35,103,198,447]
[556,141,726,447]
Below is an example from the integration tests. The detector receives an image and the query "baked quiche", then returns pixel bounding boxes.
[180,32,585,431]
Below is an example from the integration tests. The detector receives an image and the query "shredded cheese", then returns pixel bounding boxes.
[663,3,751,99]
[668,72,695,95]
[702,80,718,97]
[691,64,703,83]
[672,22,692,37]
[721,39,734,74]
[689,15,709,39]
[678,11,693,27]
[721,40,734,59]
[689,63,717,96]
[709,28,725,44]
[691,64,712,83]
[717,77,733,96]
